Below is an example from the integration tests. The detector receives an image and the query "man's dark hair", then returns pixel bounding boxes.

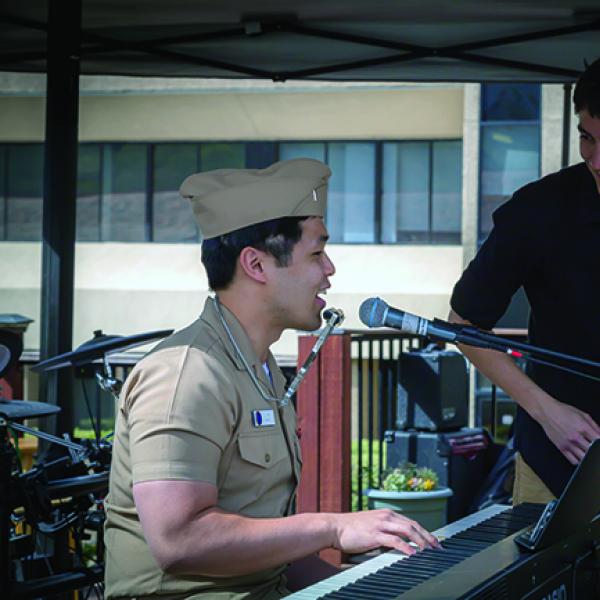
[573,57,600,117]
[201,216,308,290]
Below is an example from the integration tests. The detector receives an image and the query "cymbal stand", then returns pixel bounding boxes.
[94,355,122,401]
[7,423,87,461]
[1,415,15,596]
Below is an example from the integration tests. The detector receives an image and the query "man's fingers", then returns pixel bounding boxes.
[562,448,580,466]
[378,534,417,556]
[583,413,600,435]
[384,516,441,550]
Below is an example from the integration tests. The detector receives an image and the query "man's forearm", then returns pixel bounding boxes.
[456,342,552,421]
[161,508,335,577]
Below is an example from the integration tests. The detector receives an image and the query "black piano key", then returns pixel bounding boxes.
[453,531,508,543]
[350,568,425,587]
[367,571,429,585]
[333,584,398,598]
[357,579,415,593]
[386,563,441,577]
[442,538,491,552]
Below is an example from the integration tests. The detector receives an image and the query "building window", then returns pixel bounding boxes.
[101,144,148,242]
[153,143,199,243]
[328,143,376,243]
[479,84,541,241]
[0,146,5,241]
[382,140,462,244]
[0,139,463,245]
[77,143,102,241]
[1,144,44,242]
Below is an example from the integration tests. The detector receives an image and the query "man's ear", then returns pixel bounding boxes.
[238,247,268,283]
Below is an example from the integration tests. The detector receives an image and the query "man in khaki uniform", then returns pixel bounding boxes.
[104,158,439,599]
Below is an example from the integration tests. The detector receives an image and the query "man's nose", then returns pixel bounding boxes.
[323,252,336,276]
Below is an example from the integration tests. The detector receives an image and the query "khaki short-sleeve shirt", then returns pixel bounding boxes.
[104,298,301,599]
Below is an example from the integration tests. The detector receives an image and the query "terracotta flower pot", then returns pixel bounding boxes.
[365,487,453,530]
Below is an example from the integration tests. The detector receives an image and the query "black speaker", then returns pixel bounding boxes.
[397,347,468,431]
[385,428,490,522]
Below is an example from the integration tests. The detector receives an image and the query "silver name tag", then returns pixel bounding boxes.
[251,409,276,427]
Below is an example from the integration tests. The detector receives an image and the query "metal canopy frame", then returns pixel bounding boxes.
[0,0,597,434]
[2,15,599,80]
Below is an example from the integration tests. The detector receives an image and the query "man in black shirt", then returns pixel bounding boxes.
[449,58,600,503]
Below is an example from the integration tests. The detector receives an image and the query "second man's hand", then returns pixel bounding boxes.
[537,397,600,465]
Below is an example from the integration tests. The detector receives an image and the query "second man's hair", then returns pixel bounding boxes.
[573,57,600,117]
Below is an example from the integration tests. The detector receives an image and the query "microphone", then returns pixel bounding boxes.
[359,297,462,343]
[359,297,600,383]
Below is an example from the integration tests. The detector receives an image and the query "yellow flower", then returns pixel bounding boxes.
[423,479,435,491]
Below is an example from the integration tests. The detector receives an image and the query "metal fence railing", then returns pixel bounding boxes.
[351,332,426,510]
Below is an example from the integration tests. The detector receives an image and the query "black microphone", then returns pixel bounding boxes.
[359,298,600,384]
[359,297,463,343]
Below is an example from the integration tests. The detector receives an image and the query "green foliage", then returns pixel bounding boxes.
[381,463,439,492]
[351,439,386,511]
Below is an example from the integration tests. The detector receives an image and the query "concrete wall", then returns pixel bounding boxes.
[0,84,463,142]
[0,242,463,359]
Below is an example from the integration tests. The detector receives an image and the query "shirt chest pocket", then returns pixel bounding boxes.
[238,431,288,469]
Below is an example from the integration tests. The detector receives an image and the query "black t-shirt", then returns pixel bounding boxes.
[451,163,600,496]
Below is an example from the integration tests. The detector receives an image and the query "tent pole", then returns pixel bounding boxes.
[39,0,81,437]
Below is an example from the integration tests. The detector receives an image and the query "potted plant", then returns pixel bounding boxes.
[365,463,453,530]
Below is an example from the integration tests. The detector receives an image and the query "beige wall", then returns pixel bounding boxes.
[0,242,463,359]
[0,87,463,142]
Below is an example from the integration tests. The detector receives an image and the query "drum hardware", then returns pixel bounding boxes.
[10,422,87,458]
[32,328,174,374]
[34,328,173,447]
[0,329,23,379]
[95,354,122,399]
[0,399,61,421]
[5,327,171,597]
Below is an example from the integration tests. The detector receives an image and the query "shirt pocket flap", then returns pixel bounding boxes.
[238,433,288,469]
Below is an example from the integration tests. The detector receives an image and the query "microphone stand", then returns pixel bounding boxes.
[431,319,600,383]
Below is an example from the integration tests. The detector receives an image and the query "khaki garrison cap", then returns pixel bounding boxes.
[179,158,331,239]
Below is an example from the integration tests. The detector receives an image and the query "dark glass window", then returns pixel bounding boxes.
[279,143,326,163]
[0,146,5,241]
[481,83,540,121]
[479,124,540,236]
[153,144,199,243]
[101,144,147,242]
[1,139,463,246]
[479,84,541,241]
[244,142,276,169]
[77,144,102,241]
[201,143,245,172]
[7,144,43,241]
